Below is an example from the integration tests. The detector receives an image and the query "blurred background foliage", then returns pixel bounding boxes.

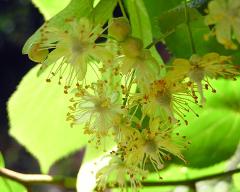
[1,0,240,192]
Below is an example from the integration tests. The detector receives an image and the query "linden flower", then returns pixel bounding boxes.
[205,0,240,49]
[32,17,112,93]
[67,81,123,139]
[96,156,147,192]
[172,53,238,103]
[142,78,198,125]
[122,118,187,173]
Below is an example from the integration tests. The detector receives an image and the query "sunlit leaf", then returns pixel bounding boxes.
[31,0,71,20]
[178,79,240,168]
[8,65,88,172]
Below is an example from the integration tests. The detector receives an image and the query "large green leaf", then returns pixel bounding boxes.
[157,6,240,61]
[7,65,89,172]
[143,0,182,38]
[158,5,200,34]
[31,0,71,20]
[0,154,27,192]
[23,0,94,54]
[178,79,240,168]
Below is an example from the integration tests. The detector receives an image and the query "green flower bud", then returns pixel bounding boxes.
[108,17,131,42]
[28,44,48,63]
[121,37,143,58]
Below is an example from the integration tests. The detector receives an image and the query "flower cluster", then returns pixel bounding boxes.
[26,2,239,190]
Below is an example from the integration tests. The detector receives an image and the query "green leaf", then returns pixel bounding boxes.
[0,154,27,192]
[92,0,118,25]
[7,65,88,172]
[143,0,182,38]
[23,0,93,54]
[158,5,200,34]
[31,0,71,20]
[159,9,240,61]
[178,79,240,168]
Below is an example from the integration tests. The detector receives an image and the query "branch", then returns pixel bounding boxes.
[109,168,240,188]
[1,167,240,190]
[0,168,76,189]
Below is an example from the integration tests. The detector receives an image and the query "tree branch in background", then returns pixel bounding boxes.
[1,167,240,190]
[109,168,240,188]
[0,168,76,189]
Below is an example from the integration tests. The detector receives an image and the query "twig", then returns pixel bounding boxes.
[109,168,240,188]
[1,167,240,189]
[0,168,76,189]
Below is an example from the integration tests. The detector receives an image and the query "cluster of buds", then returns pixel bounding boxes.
[26,5,239,190]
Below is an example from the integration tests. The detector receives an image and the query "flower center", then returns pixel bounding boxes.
[71,37,86,55]
[189,67,204,83]
[144,140,157,154]
[155,90,172,108]
[95,99,111,112]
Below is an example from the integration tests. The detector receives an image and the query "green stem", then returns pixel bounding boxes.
[118,0,127,18]
[184,0,196,54]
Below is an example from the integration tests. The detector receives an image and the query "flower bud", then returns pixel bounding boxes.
[28,44,48,63]
[108,17,131,42]
[121,37,143,58]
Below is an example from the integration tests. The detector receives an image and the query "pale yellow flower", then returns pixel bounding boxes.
[172,53,238,103]
[30,18,112,93]
[141,78,198,124]
[67,81,123,140]
[120,118,188,173]
[205,0,240,49]
[96,156,147,192]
